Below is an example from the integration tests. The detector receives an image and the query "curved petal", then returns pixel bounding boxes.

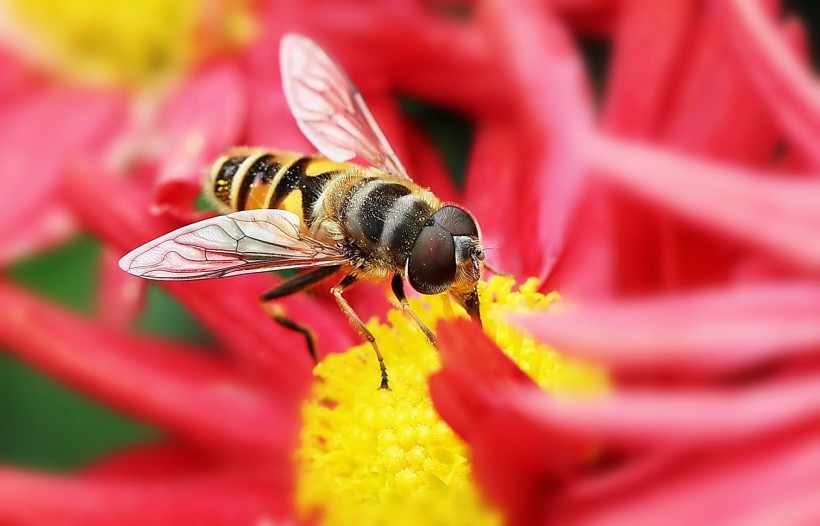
[83,442,215,479]
[0,466,292,526]
[151,62,248,221]
[0,281,295,458]
[599,0,696,294]
[480,0,594,282]
[588,134,820,271]
[463,120,529,278]
[602,0,696,136]
[661,3,787,166]
[430,320,586,526]
[0,87,125,265]
[506,377,820,448]
[555,430,820,525]
[98,246,147,327]
[510,282,820,375]
[718,0,820,170]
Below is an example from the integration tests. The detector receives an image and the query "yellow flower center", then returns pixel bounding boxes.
[5,0,254,86]
[297,276,607,526]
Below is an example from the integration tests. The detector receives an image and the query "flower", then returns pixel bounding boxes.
[0,0,254,322]
[427,0,820,525]
[2,0,820,525]
[297,278,605,526]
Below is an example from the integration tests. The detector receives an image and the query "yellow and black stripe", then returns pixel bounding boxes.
[206,147,440,268]
[336,178,436,266]
[207,148,349,226]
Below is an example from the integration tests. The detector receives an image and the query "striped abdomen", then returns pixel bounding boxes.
[208,148,441,269]
[207,148,349,227]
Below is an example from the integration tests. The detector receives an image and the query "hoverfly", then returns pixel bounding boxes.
[119,34,486,389]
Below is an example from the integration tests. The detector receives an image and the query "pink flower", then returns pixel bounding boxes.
[2,0,820,524]
[429,0,820,525]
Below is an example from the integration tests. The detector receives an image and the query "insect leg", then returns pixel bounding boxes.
[260,265,341,301]
[483,260,511,278]
[390,274,436,345]
[331,274,390,390]
[262,304,320,362]
[260,265,342,362]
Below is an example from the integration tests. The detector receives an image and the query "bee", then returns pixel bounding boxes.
[119,34,486,390]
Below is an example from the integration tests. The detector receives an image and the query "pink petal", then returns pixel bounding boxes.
[463,120,531,278]
[718,0,820,170]
[434,325,820,526]
[0,88,125,264]
[432,321,589,526]
[243,73,310,151]
[317,7,507,116]
[151,62,248,221]
[599,0,697,294]
[365,93,458,202]
[506,375,820,448]
[83,442,215,480]
[744,488,820,526]
[601,0,696,136]
[430,380,580,526]
[431,319,535,441]
[548,0,621,35]
[510,282,820,374]
[0,466,292,526]
[661,3,782,166]
[0,204,76,266]
[0,281,296,458]
[240,16,313,151]
[402,121,458,203]
[431,320,587,526]
[539,187,616,299]
[389,24,508,116]
[436,319,534,389]
[588,134,820,271]
[0,45,40,108]
[555,430,820,525]
[97,247,147,327]
[480,0,594,281]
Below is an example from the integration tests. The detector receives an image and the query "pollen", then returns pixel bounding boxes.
[7,0,255,86]
[297,276,607,526]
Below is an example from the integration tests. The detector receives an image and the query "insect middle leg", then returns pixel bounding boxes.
[390,274,436,345]
[260,265,341,362]
[331,274,390,390]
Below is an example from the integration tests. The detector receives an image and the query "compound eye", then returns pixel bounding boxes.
[407,225,456,295]
[432,206,479,237]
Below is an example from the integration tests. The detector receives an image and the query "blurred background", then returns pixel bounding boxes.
[0,0,818,476]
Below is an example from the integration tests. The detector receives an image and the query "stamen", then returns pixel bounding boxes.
[297,276,607,526]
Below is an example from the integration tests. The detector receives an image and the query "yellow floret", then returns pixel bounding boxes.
[297,276,607,526]
[6,0,254,86]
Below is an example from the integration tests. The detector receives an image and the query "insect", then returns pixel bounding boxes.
[119,34,485,390]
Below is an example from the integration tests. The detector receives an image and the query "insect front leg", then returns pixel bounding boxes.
[483,260,510,278]
[331,274,390,390]
[260,265,341,362]
[390,274,436,345]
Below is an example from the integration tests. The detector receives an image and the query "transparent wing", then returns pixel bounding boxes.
[280,33,410,179]
[119,209,349,280]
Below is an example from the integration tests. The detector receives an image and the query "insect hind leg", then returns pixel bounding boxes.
[260,265,341,302]
[261,304,319,362]
[331,274,390,390]
[260,265,341,362]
